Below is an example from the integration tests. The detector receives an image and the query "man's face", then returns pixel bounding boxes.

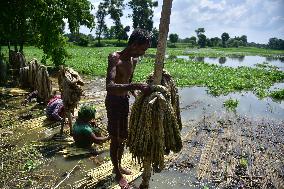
[130,42,150,58]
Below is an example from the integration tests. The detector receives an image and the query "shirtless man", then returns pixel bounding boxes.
[105,28,151,188]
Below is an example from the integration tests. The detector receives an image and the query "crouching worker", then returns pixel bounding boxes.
[46,93,64,122]
[73,105,110,150]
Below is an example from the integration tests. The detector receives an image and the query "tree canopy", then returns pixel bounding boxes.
[0,0,95,67]
[221,32,230,47]
[128,0,158,32]
[169,33,179,44]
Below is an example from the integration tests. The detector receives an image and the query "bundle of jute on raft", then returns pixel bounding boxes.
[35,65,52,103]
[19,59,52,102]
[127,70,182,172]
[58,67,84,112]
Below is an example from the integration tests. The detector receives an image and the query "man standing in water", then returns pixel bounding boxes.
[105,28,151,188]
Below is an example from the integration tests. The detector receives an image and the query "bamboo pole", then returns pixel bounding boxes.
[140,1,174,188]
[153,0,173,85]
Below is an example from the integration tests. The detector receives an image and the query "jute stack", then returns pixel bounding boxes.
[9,50,26,70]
[127,71,182,174]
[58,66,84,113]
[19,59,52,103]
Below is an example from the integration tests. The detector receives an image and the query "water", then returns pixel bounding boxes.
[179,87,284,122]
[174,55,284,71]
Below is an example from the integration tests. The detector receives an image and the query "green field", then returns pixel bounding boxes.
[2,45,284,99]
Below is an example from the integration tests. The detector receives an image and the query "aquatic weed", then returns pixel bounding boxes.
[223,98,239,112]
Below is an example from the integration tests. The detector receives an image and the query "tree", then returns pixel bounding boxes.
[128,0,158,32]
[206,38,212,47]
[151,28,159,48]
[195,28,205,36]
[117,26,130,41]
[240,35,247,45]
[267,38,284,50]
[108,0,125,41]
[210,37,221,47]
[96,1,109,46]
[189,36,197,45]
[227,39,240,48]
[0,0,95,67]
[198,34,206,48]
[169,33,179,44]
[195,28,206,48]
[221,32,230,47]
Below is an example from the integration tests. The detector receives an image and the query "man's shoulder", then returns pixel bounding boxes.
[132,57,138,64]
[108,52,120,65]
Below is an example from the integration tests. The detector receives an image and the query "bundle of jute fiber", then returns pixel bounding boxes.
[28,59,40,89]
[127,71,182,172]
[9,50,26,70]
[19,66,29,88]
[35,65,52,103]
[146,70,182,130]
[19,59,52,102]
[58,66,84,112]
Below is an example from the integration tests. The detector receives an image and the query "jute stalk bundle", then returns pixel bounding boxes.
[58,66,84,113]
[19,59,52,103]
[127,70,182,173]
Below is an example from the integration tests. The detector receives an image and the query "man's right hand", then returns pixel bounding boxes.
[139,84,151,95]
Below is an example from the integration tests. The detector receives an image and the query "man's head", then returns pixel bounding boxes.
[127,28,151,58]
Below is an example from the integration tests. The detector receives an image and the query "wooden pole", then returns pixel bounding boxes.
[153,0,173,85]
[140,1,174,188]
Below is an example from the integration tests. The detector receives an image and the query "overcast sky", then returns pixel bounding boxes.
[73,0,284,44]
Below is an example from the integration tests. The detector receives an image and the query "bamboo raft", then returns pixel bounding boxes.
[74,152,142,189]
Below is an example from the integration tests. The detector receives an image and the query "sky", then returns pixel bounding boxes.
[72,0,284,44]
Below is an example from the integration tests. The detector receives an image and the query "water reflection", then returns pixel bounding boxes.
[266,56,284,63]
[179,87,284,122]
[229,55,245,62]
[195,57,204,62]
[173,55,284,71]
[219,57,226,64]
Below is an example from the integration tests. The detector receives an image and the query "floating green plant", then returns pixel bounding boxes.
[223,98,239,111]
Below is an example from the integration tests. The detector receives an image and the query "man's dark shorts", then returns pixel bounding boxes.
[105,95,129,139]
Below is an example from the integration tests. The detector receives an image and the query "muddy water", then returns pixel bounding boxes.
[175,55,284,71]
[179,87,284,122]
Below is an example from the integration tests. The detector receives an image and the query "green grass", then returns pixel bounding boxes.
[270,89,284,100]
[2,45,284,99]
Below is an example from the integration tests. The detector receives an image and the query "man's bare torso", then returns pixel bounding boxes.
[106,52,137,96]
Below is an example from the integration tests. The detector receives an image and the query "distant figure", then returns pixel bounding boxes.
[72,105,109,150]
[22,90,64,122]
[46,93,64,122]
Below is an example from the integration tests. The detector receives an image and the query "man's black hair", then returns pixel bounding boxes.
[128,28,151,46]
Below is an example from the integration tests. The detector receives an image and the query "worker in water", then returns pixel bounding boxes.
[72,105,110,150]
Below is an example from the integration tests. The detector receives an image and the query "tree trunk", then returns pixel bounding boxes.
[8,42,11,52]
[153,0,173,85]
[20,41,24,54]
[14,45,18,52]
[98,35,101,46]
